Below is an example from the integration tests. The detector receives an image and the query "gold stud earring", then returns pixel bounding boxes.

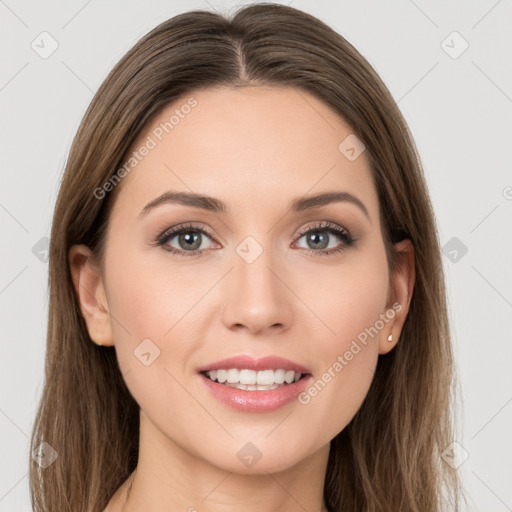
[91,338,103,346]
[387,333,393,342]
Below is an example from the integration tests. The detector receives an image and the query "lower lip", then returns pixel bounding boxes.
[199,373,312,412]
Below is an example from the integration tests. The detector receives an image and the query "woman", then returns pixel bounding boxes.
[29,3,463,511]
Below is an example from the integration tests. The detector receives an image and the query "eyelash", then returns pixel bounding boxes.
[154,221,356,258]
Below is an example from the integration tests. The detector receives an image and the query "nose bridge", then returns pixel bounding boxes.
[236,237,276,294]
[234,234,281,305]
[221,232,292,333]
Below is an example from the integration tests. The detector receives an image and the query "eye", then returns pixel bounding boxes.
[155,223,217,256]
[153,221,356,257]
[293,221,355,256]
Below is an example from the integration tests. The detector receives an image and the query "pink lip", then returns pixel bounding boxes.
[199,373,312,412]
[197,355,311,374]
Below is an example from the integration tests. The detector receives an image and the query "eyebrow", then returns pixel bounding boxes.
[139,190,370,221]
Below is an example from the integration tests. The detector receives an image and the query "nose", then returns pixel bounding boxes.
[221,247,293,336]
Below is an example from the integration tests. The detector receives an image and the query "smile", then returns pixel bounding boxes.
[203,368,303,391]
[199,371,311,412]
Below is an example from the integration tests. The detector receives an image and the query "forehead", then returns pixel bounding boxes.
[112,85,379,221]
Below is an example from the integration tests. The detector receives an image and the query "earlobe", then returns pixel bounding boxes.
[68,244,114,347]
[379,239,415,355]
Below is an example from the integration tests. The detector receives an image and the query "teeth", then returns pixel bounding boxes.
[226,369,239,383]
[274,369,285,384]
[224,382,280,391]
[240,369,257,385]
[205,368,303,387]
[284,370,295,384]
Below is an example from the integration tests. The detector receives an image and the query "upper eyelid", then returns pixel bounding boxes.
[159,223,216,241]
[295,222,350,237]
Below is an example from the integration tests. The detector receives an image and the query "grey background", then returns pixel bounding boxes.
[1,0,511,510]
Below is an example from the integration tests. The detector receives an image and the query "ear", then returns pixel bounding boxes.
[68,244,114,346]
[379,239,415,355]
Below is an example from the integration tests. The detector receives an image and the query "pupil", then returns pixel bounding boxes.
[180,232,201,250]
[308,232,328,249]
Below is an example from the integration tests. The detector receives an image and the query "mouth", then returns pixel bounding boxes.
[197,355,312,412]
[200,368,310,391]
[198,364,312,412]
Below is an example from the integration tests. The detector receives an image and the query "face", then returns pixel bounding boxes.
[72,85,411,475]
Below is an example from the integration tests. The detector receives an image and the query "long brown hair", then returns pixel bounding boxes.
[29,3,463,510]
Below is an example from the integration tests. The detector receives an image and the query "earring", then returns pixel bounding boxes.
[387,333,393,342]
[91,338,103,346]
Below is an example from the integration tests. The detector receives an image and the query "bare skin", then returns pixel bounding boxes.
[70,85,415,512]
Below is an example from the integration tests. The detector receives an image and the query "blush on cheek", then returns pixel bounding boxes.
[105,238,163,334]
[324,279,389,347]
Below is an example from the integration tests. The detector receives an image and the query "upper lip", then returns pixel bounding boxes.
[197,355,311,374]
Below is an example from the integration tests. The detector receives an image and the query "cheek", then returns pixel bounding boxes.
[302,242,390,345]
[102,234,218,411]
[106,258,167,340]
[102,245,201,431]
[298,346,378,445]
[102,236,175,377]
[295,246,389,438]
[104,233,202,343]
